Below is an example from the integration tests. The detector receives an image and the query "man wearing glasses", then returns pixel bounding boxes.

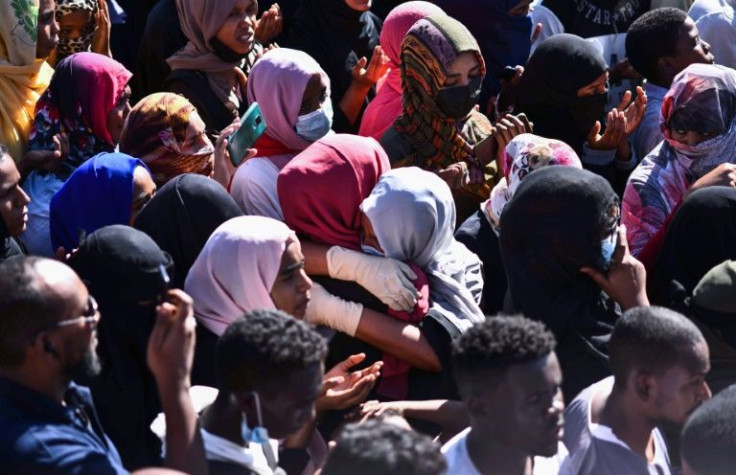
[0,257,207,473]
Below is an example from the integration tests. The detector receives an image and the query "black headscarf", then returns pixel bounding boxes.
[514,34,608,154]
[499,166,620,397]
[655,187,736,301]
[133,174,242,289]
[0,216,25,261]
[69,225,173,470]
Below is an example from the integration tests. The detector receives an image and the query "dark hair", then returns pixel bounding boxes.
[322,420,446,475]
[681,385,736,474]
[626,8,688,82]
[0,257,62,367]
[609,306,703,382]
[452,315,557,397]
[215,308,327,393]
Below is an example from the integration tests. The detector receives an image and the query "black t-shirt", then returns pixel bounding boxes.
[543,0,651,37]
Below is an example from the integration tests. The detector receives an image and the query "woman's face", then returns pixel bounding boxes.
[508,0,533,16]
[299,73,329,116]
[130,166,156,224]
[345,0,372,12]
[36,0,60,59]
[58,9,93,41]
[669,129,719,146]
[270,235,312,319]
[215,0,257,56]
[107,85,132,144]
[576,72,609,98]
[443,51,482,88]
[183,111,215,175]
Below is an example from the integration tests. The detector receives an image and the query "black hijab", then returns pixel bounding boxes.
[0,217,25,261]
[499,166,620,397]
[133,174,242,289]
[655,187,736,300]
[69,225,173,470]
[514,34,608,154]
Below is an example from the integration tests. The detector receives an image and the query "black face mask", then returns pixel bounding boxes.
[571,91,608,136]
[210,36,247,63]
[436,76,483,119]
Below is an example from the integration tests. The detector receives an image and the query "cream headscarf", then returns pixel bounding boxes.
[0,0,54,162]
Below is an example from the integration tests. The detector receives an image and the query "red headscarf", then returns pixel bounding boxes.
[277,134,390,249]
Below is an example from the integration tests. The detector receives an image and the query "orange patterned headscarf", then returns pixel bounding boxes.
[120,93,214,186]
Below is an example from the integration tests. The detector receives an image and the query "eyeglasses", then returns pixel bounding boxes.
[54,296,99,329]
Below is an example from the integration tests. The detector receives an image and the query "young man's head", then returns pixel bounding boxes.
[0,257,100,384]
[321,420,447,475]
[215,308,326,439]
[681,385,736,475]
[0,146,30,238]
[610,306,711,426]
[626,8,713,87]
[452,316,563,458]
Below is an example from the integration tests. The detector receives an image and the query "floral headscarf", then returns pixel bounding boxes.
[485,134,582,234]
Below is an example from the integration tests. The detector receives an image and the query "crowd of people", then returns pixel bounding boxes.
[2,0,736,474]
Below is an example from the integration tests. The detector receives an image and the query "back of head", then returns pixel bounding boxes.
[609,306,704,383]
[215,308,327,393]
[0,257,66,368]
[681,385,736,475]
[626,8,688,82]
[134,173,242,288]
[321,420,446,475]
[452,315,557,398]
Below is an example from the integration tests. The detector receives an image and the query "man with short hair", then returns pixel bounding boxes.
[626,8,715,158]
[562,306,711,474]
[0,145,30,260]
[0,256,206,473]
[681,384,736,475]
[443,315,566,474]
[322,419,447,475]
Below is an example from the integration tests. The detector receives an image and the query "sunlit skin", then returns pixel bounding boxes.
[58,9,93,41]
[0,157,31,237]
[106,85,132,145]
[215,0,257,56]
[444,51,482,88]
[130,166,156,224]
[36,0,60,59]
[345,0,372,12]
[577,72,609,98]
[270,235,312,319]
[299,73,329,115]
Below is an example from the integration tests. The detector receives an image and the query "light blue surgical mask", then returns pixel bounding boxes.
[600,226,618,270]
[239,392,270,445]
[295,99,333,142]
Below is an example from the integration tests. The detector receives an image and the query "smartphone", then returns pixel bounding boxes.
[228,102,266,167]
[157,264,171,304]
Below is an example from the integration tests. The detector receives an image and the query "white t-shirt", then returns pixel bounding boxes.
[442,427,567,475]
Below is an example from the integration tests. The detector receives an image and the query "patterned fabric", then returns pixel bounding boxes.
[623,64,736,256]
[0,0,54,162]
[119,93,214,186]
[394,14,495,202]
[55,0,98,59]
[28,52,132,179]
[484,134,582,234]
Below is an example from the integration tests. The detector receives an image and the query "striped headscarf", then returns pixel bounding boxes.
[394,14,495,207]
[119,93,214,186]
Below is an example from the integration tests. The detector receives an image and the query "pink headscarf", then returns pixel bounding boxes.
[358,1,444,140]
[278,134,390,250]
[184,216,296,336]
[247,48,331,154]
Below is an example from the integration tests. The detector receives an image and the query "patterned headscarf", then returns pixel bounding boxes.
[394,14,494,203]
[119,93,214,186]
[55,0,98,59]
[485,134,582,234]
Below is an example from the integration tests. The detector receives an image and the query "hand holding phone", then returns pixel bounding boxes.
[227,102,267,167]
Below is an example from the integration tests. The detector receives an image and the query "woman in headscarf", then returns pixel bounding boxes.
[285,0,387,133]
[358,167,484,398]
[380,13,518,224]
[500,166,648,398]
[69,225,174,470]
[515,34,646,188]
[49,152,155,253]
[134,173,242,289]
[51,0,111,67]
[119,92,216,187]
[164,0,259,135]
[229,48,332,219]
[278,134,443,393]
[0,0,55,163]
[21,52,132,256]
[455,133,582,314]
[358,1,444,141]
[623,63,736,257]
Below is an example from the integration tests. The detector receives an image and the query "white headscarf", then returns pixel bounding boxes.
[360,167,485,332]
[184,216,295,335]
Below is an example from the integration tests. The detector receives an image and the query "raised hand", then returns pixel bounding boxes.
[316,353,382,411]
[352,45,390,88]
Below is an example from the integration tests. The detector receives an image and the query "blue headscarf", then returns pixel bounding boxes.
[435,0,532,96]
[50,152,148,251]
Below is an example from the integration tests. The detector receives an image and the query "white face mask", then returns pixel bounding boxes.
[295,99,333,142]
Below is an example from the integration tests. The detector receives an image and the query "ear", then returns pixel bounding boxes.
[657,56,676,77]
[466,395,489,419]
[633,371,654,403]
